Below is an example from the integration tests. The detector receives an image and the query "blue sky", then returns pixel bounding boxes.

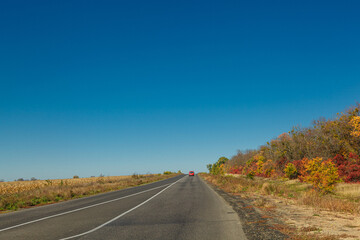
[1,0,359,181]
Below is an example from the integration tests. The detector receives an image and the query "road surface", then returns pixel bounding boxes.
[0,174,247,240]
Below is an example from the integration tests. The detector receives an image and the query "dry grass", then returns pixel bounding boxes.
[0,176,130,195]
[271,223,351,240]
[0,173,180,212]
[199,173,360,214]
[335,183,360,198]
[297,190,360,214]
[291,234,343,240]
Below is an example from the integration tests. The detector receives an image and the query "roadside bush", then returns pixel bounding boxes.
[300,157,341,193]
[262,159,275,177]
[292,159,304,178]
[284,163,297,179]
[207,157,228,175]
[246,171,255,180]
[243,158,257,176]
[254,154,265,175]
[228,166,242,174]
[333,153,360,182]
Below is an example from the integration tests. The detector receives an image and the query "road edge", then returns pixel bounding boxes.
[198,174,288,240]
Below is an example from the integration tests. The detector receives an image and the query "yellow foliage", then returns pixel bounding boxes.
[256,159,264,174]
[253,153,265,162]
[251,153,275,177]
[301,157,341,193]
[350,116,360,137]
[284,163,297,179]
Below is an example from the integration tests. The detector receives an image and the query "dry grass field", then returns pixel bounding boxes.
[335,183,360,198]
[202,173,360,214]
[0,173,180,212]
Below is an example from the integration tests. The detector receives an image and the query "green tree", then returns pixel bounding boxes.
[208,157,229,175]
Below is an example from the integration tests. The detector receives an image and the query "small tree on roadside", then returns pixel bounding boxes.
[300,157,341,193]
[208,157,229,175]
[207,164,213,173]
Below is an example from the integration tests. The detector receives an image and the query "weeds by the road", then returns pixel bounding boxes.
[200,173,360,214]
[0,173,180,212]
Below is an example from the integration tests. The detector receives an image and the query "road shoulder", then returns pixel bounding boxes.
[199,174,288,240]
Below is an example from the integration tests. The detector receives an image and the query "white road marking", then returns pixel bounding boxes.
[0,179,181,233]
[60,176,185,240]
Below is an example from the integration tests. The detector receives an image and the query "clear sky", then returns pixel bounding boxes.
[1,0,359,181]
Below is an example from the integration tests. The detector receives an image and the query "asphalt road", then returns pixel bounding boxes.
[0,174,247,240]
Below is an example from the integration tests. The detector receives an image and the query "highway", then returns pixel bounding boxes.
[0,174,247,240]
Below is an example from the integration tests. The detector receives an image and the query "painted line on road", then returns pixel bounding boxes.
[0,179,181,233]
[59,176,185,240]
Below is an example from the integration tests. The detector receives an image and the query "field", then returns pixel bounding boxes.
[0,173,180,212]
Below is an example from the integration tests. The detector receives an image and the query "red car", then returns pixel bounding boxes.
[189,171,195,176]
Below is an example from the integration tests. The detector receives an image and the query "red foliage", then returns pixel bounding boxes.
[228,166,243,174]
[227,152,360,183]
[332,153,360,183]
[296,158,310,182]
[292,159,304,179]
[275,157,288,176]
[293,159,303,173]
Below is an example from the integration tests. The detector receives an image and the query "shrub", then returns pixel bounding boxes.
[300,157,341,193]
[246,171,255,180]
[333,153,360,182]
[254,154,265,175]
[262,159,275,177]
[292,159,304,178]
[208,157,228,175]
[243,158,257,175]
[73,175,79,179]
[228,166,242,174]
[284,163,297,179]
[275,157,288,176]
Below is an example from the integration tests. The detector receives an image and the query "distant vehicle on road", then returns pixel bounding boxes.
[189,171,195,176]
